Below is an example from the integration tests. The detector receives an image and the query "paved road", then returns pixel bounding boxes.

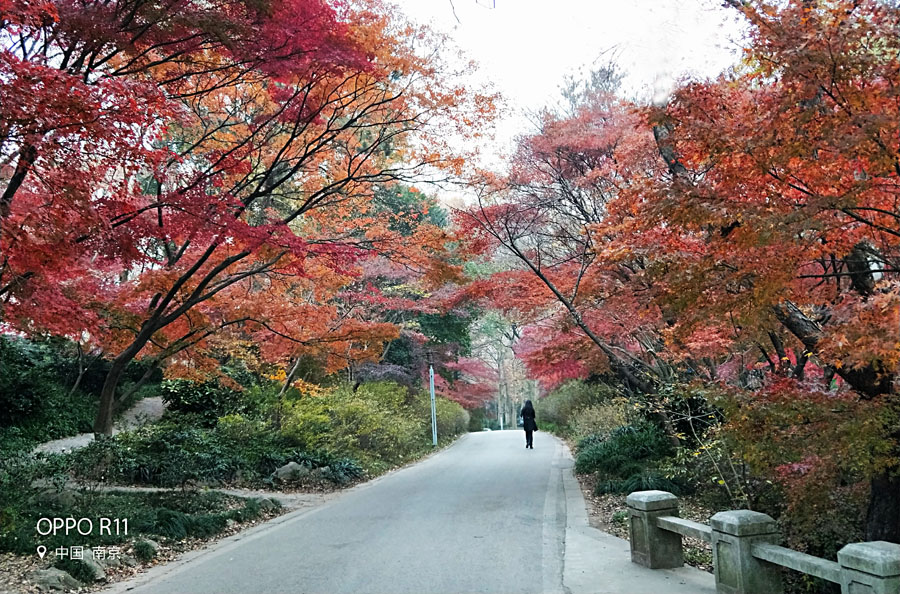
[112,431,715,594]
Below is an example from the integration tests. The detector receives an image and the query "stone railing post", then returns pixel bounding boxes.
[626,490,683,569]
[710,510,783,594]
[837,541,900,594]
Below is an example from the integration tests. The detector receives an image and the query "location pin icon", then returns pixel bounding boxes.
[36,545,47,559]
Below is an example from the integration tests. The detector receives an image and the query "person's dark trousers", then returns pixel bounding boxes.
[525,429,533,448]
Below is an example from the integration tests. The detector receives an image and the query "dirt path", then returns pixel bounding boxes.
[32,396,165,454]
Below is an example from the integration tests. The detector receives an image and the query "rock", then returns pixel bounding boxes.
[28,568,82,591]
[272,462,310,482]
[141,539,160,554]
[257,497,278,511]
[310,466,334,482]
[133,538,159,562]
[226,519,237,529]
[29,488,82,508]
[74,553,107,582]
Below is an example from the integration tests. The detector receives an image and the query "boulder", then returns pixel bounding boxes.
[74,552,107,582]
[272,462,310,482]
[29,488,82,508]
[28,568,82,591]
[133,539,159,562]
[97,554,121,569]
[257,497,278,511]
[310,466,333,482]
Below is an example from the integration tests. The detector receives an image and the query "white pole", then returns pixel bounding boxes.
[429,364,437,447]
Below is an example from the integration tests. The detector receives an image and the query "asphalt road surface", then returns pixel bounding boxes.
[124,430,568,594]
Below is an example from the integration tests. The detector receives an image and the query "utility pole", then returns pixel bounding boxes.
[429,351,437,447]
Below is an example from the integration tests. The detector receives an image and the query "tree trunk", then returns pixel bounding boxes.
[67,344,87,399]
[866,470,900,543]
[278,356,303,399]
[275,356,304,430]
[93,339,148,436]
[94,355,129,436]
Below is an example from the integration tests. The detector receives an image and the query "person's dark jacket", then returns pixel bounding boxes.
[521,405,537,432]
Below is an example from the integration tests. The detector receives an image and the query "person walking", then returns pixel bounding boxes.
[521,400,537,449]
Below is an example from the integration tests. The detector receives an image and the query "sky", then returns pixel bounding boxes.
[390,0,748,157]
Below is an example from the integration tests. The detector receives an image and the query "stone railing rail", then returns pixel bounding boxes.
[627,490,900,594]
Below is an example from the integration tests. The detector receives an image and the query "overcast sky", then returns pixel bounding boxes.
[391,0,747,156]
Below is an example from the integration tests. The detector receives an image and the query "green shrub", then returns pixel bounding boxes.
[68,420,362,489]
[133,540,156,562]
[281,382,467,471]
[576,432,606,452]
[430,396,469,439]
[611,510,629,525]
[570,401,628,443]
[0,336,97,450]
[467,407,487,432]
[0,453,72,553]
[160,380,249,426]
[141,496,262,539]
[538,380,619,435]
[228,498,261,523]
[575,423,672,476]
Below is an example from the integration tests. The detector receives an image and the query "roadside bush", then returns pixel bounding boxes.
[55,557,98,583]
[0,453,72,553]
[538,379,620,436]
[595,469,682,495]
[576,423,677,495]
[575,423,672,475]
[467,406,487,432]
[160,379,249,426]
[133,540,157,562]
[281,382,467,471]
[437,399,469,436]
[570,400,628,443]
[414,391,469,439]
[68,420,362,488]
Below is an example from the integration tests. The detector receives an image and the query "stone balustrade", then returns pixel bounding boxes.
[626,490,900,594]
